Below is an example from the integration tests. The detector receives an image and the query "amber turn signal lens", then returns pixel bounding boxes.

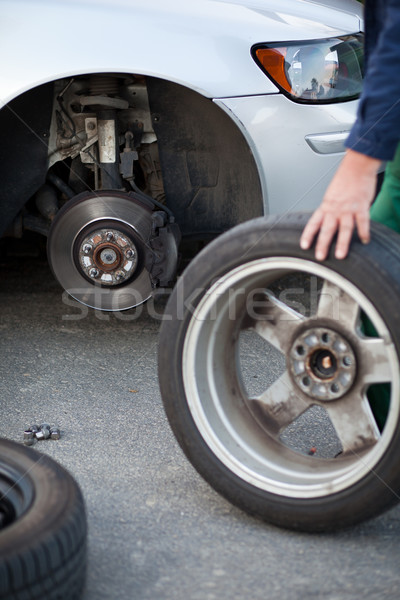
[255,47,292,93]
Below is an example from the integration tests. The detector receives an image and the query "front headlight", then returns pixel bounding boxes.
[252,34,364,104]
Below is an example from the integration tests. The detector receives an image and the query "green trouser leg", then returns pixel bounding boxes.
[363,143,400,430]
[370,143,400,233]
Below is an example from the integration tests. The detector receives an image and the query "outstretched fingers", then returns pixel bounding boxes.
[300,209,370,261]
[299,150,377,261]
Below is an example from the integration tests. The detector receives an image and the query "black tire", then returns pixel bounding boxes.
[0,439,86,599]
[158,214,400,532]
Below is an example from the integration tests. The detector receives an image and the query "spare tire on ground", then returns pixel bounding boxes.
[158,214,400,532]
[0,438,87,599]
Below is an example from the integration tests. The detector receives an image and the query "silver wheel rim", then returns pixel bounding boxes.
[182,258,400,499]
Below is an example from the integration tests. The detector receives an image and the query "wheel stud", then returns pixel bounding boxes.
[126,248,135,259]
[106,232,114,242]
[83,244,92,254]
[115,270,125,281]
[89,268,99,279]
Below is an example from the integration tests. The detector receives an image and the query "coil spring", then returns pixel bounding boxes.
[89,75,120,96]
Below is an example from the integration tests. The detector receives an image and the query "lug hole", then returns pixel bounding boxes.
[331,383,340,393]
[296,345,305,356]
[342,356,352,367]
[302,376,311,387]
[321,332,330,344]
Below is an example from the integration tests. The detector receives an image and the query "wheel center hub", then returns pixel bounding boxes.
[310,349,337,379]
[77,226,138,286]
[93,243,122,272]
[99,247,118,266]
[289,327,356,401]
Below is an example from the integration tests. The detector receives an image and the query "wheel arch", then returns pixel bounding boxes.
[0,72,264,238]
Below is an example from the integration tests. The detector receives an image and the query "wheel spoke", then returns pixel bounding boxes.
[317,279,360,329]
[251,292,305,353]
[248,372,310,434]
[358,337,392,384]
[325,394,380,455]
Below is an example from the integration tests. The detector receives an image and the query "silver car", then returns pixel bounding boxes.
[0,0,363,310]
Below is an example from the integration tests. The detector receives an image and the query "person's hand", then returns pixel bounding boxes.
[300,149,381,261]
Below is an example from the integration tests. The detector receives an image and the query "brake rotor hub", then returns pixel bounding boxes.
[77,227,138,286]
[48,190,180,311]
[289,327,356,401]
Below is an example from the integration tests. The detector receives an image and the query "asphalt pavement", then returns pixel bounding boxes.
[1,238,400,600]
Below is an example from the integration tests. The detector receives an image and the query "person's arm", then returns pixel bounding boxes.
[300,0,400,260]
[349,0,400,162]
[300,150,381,260]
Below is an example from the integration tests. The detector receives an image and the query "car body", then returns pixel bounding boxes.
[0,0,364,310]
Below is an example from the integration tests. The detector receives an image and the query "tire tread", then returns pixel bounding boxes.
[0,441,86,599]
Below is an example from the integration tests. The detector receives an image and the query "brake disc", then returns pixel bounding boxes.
[48,191,155,311]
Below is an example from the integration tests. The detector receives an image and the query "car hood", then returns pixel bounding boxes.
[66,0,361,36]
[62,0,362,40]
[211,0,362,38]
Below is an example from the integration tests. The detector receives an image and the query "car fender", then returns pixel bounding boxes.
[0,0,361,104]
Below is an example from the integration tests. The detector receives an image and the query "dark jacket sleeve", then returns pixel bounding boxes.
[346,0,400,161]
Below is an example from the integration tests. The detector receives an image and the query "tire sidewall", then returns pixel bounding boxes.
[0,439,84,560]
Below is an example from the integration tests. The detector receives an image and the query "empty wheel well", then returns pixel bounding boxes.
[0,74,263,244]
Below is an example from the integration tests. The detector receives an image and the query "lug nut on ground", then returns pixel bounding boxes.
[23,431,36,446]
[22,423,61,444]
[50,427,61,440]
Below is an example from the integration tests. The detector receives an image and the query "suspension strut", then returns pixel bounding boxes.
[97,108,122,189]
